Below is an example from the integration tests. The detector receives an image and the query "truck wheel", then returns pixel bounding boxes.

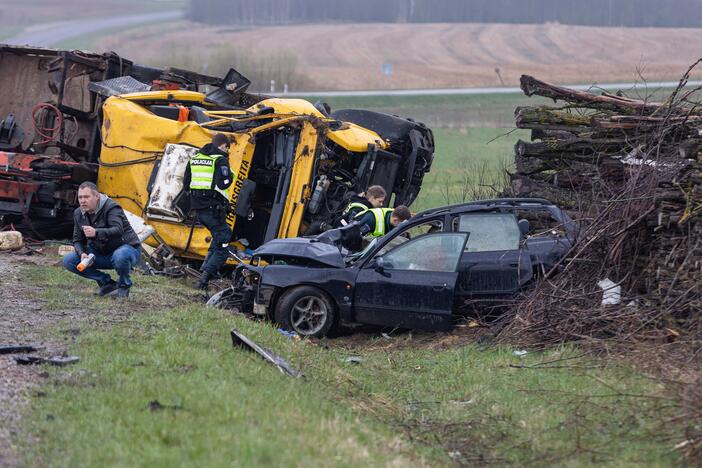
[275,286,337,338]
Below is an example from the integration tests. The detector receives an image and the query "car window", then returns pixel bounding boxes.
[453,213,520,252]
[512,208,567,237]
[379,233,467,272]
[376,219,444,257]
[404,219,443,239]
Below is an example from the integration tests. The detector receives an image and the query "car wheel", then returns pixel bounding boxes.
[275,286,337,338]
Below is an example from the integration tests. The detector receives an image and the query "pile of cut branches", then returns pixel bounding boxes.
[498,63,702,460]
[500,62,702,347]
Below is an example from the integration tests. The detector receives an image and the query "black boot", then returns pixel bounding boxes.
[197,272,211,290]
[97,280,118,297]
[114,286,130,298]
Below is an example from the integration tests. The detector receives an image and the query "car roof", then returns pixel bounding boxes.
[411,198,559,219]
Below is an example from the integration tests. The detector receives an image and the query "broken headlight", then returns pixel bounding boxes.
[241,268,260,285]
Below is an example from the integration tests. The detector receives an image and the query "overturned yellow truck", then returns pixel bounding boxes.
[0,45,434,262]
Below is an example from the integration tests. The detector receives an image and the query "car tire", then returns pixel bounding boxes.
[275,286,337,338]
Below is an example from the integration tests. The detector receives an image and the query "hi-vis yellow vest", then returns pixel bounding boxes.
[188,153,229,200]
[355,207,393,237]
[342,201,369,217]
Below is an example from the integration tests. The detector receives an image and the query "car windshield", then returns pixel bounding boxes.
[346,238,379,264]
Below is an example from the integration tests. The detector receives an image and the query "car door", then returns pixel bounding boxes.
[452,212,533,298]
[352,232,468,331]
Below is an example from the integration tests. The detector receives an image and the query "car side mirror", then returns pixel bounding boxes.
[374,256,385,272]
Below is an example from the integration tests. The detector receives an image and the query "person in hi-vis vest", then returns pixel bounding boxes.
[355,205,412,238]
[183,133,234,289]
[335,185,387,227]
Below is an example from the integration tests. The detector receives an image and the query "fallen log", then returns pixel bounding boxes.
[520,75,664,114]
[515,138,630,160]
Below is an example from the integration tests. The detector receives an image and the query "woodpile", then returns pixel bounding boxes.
[502,62,702,345]
[496,64,702,462]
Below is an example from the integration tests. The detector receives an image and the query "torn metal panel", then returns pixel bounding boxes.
[230,328,302,378]
[88,76,151,98]
[146,143,198,221]
[0,45,130,158]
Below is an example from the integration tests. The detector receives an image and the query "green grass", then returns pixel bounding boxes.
[18,263,682,466]
[412,127,527,211]
[308,84,691,130]
[305,93,551,129]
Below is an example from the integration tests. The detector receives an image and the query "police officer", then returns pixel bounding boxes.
[335,185,386,227]
[355,205,412,238]
[304,185,387,236]
[183,133,234,289]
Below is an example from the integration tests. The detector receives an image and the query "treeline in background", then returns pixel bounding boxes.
[188,0,702,27]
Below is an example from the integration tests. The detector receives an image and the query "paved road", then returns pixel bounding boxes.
[279,80,702,98]
[4,11,182,47]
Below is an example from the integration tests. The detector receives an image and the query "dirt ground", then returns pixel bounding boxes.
[0,247,200,467]
[0,252,65,467]
[100,22,702,90]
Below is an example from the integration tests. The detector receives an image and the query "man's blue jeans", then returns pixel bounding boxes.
[63,244,140,288]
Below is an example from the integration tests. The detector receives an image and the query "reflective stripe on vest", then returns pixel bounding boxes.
[358,207,393,237]
[342,201,369,217]
[189,152,230,200]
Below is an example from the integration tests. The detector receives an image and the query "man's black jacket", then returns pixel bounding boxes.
[182,143,233,210]
[73,194,140,256]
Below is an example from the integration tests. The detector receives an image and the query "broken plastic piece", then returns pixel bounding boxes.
[230,328,302,378]
[0,344,38,354]
[277,329,298,339]
[15,355,80,366]
[513,350,528,358]
[597,278,622,305]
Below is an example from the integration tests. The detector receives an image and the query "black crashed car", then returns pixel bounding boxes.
[211,198,577,337]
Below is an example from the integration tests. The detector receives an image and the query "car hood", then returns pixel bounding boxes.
[253,237,346,268]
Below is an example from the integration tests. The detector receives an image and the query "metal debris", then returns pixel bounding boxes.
[15,355,80,366]
[230,328,302,378]
[0,344,38,354]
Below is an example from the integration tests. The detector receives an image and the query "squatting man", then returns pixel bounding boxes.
[63,182,141,298]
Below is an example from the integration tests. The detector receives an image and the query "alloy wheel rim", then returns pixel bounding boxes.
[290,296,328,335]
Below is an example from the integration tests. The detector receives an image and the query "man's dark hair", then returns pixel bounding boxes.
[78,181,99,193]
[212,133,232,148]
[392,205,412,221]
[366,185,386,199]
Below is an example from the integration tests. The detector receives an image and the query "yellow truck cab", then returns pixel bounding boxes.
[98,89,434,261]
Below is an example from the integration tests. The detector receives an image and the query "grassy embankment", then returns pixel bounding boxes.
[20,263,679,466]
